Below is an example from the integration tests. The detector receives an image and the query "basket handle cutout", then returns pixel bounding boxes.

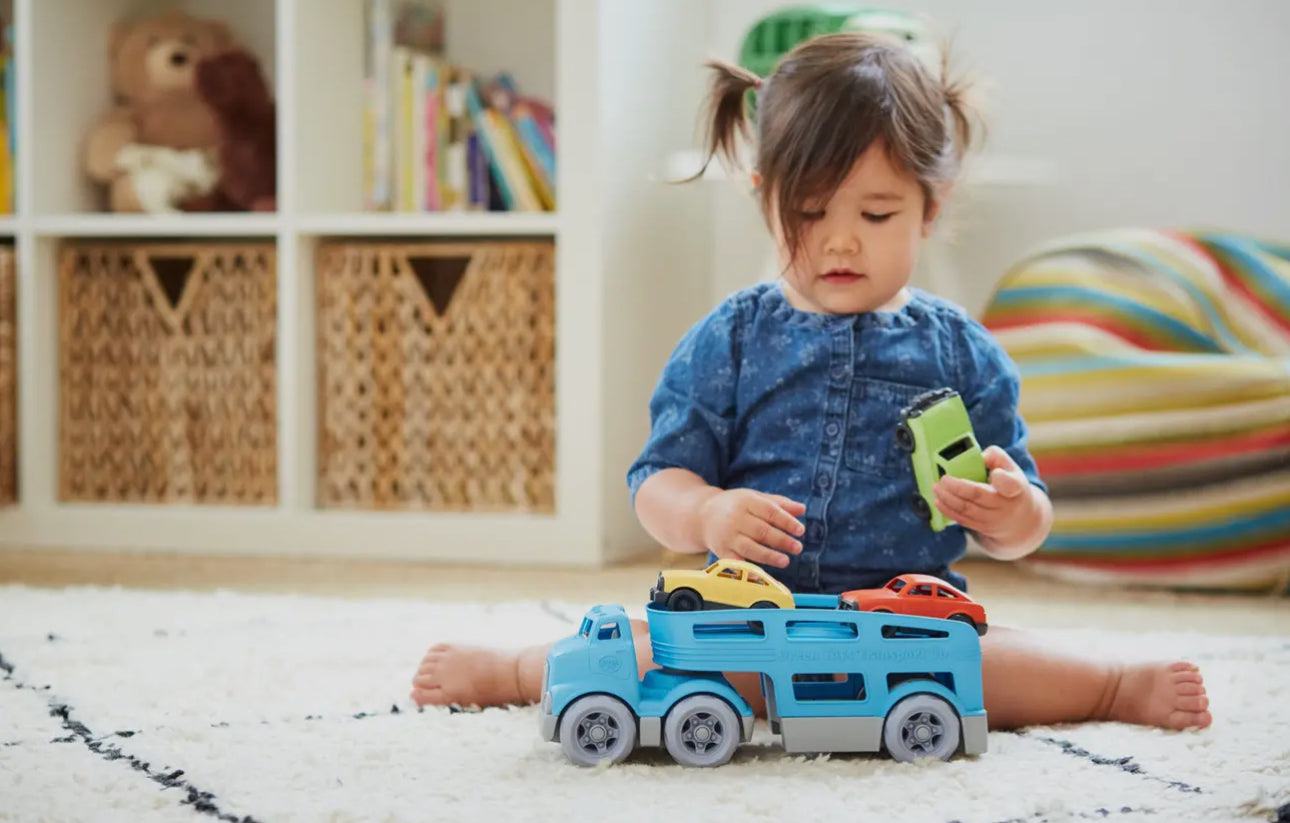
[407,254,468,317]
[149,255,197,311]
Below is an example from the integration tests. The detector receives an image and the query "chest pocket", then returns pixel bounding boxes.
[844,378,935,479]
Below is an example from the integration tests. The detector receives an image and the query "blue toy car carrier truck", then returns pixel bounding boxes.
[539,594,987,767]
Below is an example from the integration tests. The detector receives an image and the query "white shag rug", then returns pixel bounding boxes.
[1,585,1287,823]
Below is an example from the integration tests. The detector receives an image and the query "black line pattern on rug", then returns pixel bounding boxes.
[1028,733,1207,795]
[203,703,465,731]
[960,806,1154,823]
[0,650,265,823]
[1274,800,1290,822]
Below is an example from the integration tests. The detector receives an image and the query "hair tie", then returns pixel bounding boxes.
[753,77,762,90]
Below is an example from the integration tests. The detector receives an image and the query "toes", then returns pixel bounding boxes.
[412,673,440,690]
[428,642,452,654]
[1177,695,1210,713]
[1170,709,1213,730]
[1175,682,1206,696]
[1170,669,1204,685]
[1168,661,1200,674]
[1181,696,1207,717]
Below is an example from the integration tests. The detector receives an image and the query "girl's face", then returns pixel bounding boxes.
[769,140,939,315]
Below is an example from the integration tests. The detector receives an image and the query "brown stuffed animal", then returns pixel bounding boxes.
[83,10,236,213]
[183,49,277,213]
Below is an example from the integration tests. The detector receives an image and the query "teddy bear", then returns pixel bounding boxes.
[181,49,277,213]
[82,9,235,213]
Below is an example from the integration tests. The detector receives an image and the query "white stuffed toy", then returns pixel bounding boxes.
[114,144,219,214]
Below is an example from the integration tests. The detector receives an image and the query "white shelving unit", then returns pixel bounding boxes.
[0,0,717,567]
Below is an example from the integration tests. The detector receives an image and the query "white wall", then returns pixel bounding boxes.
[599,1,714,560]
[694,0,1290,316]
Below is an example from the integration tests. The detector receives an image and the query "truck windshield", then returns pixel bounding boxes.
[597,622,621,640]
[579,618,592,638]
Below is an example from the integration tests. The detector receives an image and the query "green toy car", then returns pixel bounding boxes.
[896,388,988,532]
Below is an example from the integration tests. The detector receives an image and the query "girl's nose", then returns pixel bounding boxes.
[824,223,860,256]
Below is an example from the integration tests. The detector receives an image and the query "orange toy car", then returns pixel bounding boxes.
[840,574,988,635]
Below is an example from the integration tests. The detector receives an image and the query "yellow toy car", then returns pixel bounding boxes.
[649,559,796,611]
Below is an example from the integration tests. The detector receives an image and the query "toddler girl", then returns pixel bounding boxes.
[412,33,1210,732]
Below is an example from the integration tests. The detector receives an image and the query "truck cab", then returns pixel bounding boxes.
[539,604,754,768]
[541,605,641,726]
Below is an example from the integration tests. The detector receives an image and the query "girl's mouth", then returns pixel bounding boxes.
[822,269,865,284]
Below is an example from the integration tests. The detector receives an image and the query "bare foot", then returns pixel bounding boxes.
[1105,661,1212,730]
[410,643,526,708]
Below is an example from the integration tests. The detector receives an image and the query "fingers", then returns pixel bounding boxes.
[729,535,792,569]
[989,468,1028,499]
[707,489,807,570]
[740,511,803,558]
[983,445,1021,473]
[767,493,807,516]
[754,496,806,539]
[935,476,1004,510]
[933,480,1001,532]
[981,446,1027,499]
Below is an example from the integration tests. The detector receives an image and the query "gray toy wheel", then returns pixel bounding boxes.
[751,600,779,609]
[895,421,916,451]
[911,494,932,520]
[667,588,703,611]
[883,693,961,762]
[663,694,741,767]
[559,694,637,767]
[949,613,977,632]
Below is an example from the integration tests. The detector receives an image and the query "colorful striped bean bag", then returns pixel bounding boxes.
[980,228,1290,593]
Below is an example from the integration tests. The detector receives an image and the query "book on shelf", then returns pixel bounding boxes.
[362,0,556,214]
[0,19,13,215]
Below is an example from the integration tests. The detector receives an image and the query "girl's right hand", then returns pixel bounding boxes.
[697,489,807,569]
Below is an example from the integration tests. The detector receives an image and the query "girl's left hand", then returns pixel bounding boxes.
[932,445,1041,546]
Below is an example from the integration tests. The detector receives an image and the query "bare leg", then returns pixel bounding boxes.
[411,619,656,708]
[411,622,1211,733]
[981,626,1212,730]
[725,672,767,716]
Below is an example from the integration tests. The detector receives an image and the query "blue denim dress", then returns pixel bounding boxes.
[626,283,1046,595]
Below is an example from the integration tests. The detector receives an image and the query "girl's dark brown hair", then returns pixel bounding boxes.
[685,32,978,257]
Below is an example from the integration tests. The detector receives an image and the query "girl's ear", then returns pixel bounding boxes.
[921,186,949,237]
[921,199,941,237]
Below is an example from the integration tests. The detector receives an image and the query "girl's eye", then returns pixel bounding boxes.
[798,210,826,222]
[863,212,896,223]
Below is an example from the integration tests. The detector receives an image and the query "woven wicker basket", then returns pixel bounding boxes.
[58,242,278,505]
[316,240,556,512]
[0,245,14,505]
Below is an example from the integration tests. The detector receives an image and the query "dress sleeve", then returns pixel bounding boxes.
[626,297,743,502]
[954,316,1048,494]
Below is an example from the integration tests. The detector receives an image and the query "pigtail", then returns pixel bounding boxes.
[676,59,761,183]
[938,43,982,164]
